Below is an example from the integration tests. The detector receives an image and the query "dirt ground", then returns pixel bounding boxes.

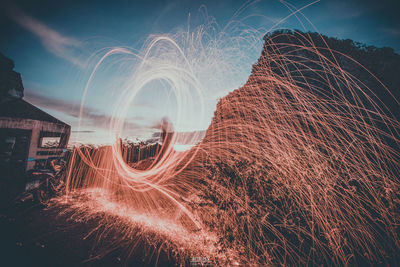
[0,182,176,267]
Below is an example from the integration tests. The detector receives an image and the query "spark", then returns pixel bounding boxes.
[56,5,400,266]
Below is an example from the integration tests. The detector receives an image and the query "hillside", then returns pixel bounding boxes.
[259,30,400,119]
[191,30,400,265]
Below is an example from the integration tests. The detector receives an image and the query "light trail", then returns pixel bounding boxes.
[57,5,400,266]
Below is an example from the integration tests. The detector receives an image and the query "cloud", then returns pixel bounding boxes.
[71,130,95,133]
[24,90,145,132]
[24,89,89,119]
[325,1,367,20]
[7,4,85,68]
[383,28,400,36]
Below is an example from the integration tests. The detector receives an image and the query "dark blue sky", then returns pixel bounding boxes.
[2,0,399,49]
[1,0,399,144]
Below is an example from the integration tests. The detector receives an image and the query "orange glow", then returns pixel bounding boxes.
[57,24,400,266]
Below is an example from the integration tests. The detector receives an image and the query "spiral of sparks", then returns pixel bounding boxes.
[58,6,400,266]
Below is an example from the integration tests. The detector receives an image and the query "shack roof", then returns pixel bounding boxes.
[0,97,70,127]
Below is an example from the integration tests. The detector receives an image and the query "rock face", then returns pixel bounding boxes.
[0,53,24,100]
[192,31,400,265]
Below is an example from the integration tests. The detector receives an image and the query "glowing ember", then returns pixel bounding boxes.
[57,10,400,266]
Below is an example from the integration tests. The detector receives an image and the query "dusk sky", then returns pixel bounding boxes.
[1,0,399,145]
